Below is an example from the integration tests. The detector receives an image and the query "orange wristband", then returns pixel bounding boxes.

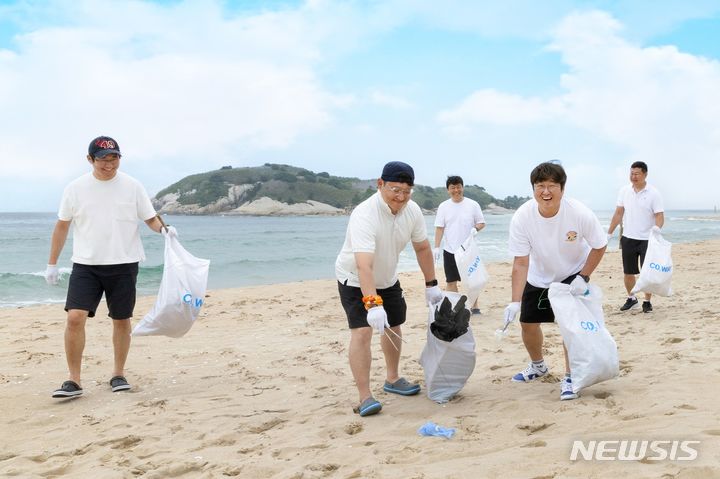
[362,295,383,311]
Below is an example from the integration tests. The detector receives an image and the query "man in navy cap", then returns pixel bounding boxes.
[45,136,170,399]
[335,161,443,416]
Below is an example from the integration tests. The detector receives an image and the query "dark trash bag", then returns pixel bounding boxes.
[430,295,471,342]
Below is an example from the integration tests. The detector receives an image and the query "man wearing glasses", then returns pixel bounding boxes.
[335,161,443,416]
[504,161,607,400]
[45,136,166,399]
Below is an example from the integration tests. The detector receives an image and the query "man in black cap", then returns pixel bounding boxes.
[45,136,169,399]
[335,161,443,416]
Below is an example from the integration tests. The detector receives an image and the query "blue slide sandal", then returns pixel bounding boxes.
[383,377,421,396]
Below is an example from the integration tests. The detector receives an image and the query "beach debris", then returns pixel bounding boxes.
[418,421,456,439]
[430,295,470,342]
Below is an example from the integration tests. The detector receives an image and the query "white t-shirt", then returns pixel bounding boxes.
[508,198,607,288]
[335,191,428,289]
[58,172,157,265]
[616,184,664,240]
[434,197,485,252]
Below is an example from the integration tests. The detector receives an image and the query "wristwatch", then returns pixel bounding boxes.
[425,279,438,287]
[578,274,590,283]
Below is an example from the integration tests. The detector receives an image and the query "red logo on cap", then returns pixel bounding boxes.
[95,139,116,149]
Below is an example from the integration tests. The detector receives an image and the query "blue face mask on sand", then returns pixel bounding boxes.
[417,421,456,439]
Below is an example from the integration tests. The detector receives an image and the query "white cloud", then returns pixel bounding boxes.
[0,0,342,184]
[437,10,720,209]
[438,89,565,128]
[369,90,413,109]
[2,2,720,211]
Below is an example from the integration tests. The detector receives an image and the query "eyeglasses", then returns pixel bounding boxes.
[533,183,561,193]
[384,185,413,196]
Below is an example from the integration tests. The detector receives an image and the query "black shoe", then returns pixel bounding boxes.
[620,297,639,311]
[52,380,83,398]
[110,376,131,392]
[471,308,482,315]
[642,301,653,313]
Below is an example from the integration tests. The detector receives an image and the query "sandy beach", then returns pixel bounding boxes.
[1,240,719,479]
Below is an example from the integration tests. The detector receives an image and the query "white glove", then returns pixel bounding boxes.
[425,285,443,305]
[503,302,520,325]
[161,225,178,238]
[651,225,661,234]
[570,276,589,296]
[469,227,478,238]
[496,301,519,340]
[366,306,389,335]
[606,232,613,241]
[45,264,59,285]
[432,247,442,263]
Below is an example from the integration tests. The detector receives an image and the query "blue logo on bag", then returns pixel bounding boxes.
[182,293,204,308]
[581,321,601,332]
[467,256,481,274]
[649,262,672,273]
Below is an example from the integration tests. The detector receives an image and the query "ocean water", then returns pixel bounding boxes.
[2,210,719,308]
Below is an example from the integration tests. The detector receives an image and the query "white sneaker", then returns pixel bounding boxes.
[560,377,579,400]
[511,363,548,382]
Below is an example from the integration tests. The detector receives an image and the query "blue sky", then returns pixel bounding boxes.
[1,0,719,211]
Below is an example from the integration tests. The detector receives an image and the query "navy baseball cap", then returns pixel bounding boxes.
[381,161,414,186]
[88,136,121,158]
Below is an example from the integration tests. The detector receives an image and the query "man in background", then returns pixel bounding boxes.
[335,161,443,417]
[607,161,664,313]
[434,175,486,314]
[46,136,167,399]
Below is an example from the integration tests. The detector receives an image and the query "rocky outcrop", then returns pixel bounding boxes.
[228,197,344,216]
[153,185,344,216]
[154,184,258,215]
[483,202,515,215]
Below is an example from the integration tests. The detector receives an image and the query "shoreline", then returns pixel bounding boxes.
[1,239,719,477]
[6,237,720,310]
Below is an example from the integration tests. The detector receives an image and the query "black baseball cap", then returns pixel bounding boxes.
[88,136,121,158]
[381,161,414,186]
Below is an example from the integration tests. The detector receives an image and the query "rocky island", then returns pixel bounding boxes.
[152,164,527,216]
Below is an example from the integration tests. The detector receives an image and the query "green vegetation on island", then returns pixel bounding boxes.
[154,163,529,211]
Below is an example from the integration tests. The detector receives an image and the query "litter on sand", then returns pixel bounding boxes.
[417,421,456,439]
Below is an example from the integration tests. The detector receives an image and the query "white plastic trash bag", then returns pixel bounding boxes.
[453,233,489,308]
[133,234,210,338]
[419,292,476,403]
[549,283,619,393]
[631,228,673,297]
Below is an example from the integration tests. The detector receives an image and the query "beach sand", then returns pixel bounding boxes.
[1,240,719,478]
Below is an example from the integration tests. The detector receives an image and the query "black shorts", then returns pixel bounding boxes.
[338,280,407,329]
[65,263,139,319]
[442,250,462,283]
[620,236,649,275]
[520,273,579,324]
